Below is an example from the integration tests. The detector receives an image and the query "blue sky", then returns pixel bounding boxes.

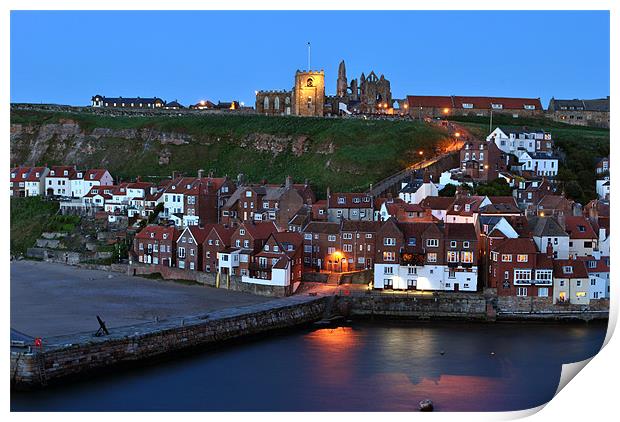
[10,10,610,107]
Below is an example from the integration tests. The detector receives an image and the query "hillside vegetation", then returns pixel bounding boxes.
[10,197,61,255]
[11,110,453,194]
[449,115,610,205]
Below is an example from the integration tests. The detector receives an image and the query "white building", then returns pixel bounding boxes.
[529,217,569,259]
[596,177,610,200]
[23,167,49,197]
[398,179,439,205]
[487,127,552,155]
[70,169,113,198]
[516,151,559,177]
[45,166,75,197]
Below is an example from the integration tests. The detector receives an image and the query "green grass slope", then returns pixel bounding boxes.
[11,110,453,194]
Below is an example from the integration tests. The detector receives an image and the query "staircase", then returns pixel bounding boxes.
[327,273,341,285]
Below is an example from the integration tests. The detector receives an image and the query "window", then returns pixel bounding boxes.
[516,254,528,263]
[427,253,437,263]
[538,287,549,297]
[501,254,512,262]
[304,234,312,240]
[343,233,353,240]
[384,266,393,275]
[243,240,249,248]
[178,247,186,258]
[447,251,458,263]
[328,247,336,254]
[517,287,528,297]
[563,266,573,274]
[337,197,345,205]
[463,241,470,249]
[450,241,457,248]
[576,280,582,287]
[448,269,455,279]
[343,244,352,252]
[461,251,473,263]
[384,237,396,246]
[514,269,532,283]
[328,235,336,242]
[383,252,396,262]
[383,279,393,289]
[426,239,439,247]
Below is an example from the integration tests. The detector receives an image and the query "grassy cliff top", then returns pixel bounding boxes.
[11,109,453,194]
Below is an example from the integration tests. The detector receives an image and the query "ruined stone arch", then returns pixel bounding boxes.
[274,96,280,110]
[263,96,270,110]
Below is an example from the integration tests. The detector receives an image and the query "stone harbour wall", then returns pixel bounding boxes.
[11,296,327,389]
[340,292,488,319]
[129,264,292,297]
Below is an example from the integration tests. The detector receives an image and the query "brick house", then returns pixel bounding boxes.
[340,221,380,271]
[528,216,569,259]
[488,238,554,298]
[133,225,178,267]
[202,225,235,273]
[244,232,303,290]
[162,173,235,227]
[373,219,479,291]
[514,178,553,211]
[221,177,315,227]
[459,138,507,182]
[176,225,212,271]
[532,195,575,218]
[217,221,278,277]
[302,221,342,271]
[595,157,610,175]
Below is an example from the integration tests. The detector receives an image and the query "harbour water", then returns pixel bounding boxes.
[11,321,607,412]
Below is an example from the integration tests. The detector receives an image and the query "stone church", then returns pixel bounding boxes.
[255,70,325,117]
[255,59,390,117]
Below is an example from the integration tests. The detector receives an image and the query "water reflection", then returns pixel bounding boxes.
[11,321,606,412]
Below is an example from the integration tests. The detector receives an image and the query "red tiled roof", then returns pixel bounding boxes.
[83,169,109,181]
[491,238,537,254]
[407,95,453,108]
[10,167,31,182]
[564,216,597,239]
[453,96,542,110]
[420,196,455,210]
[553,259,589,279]
[25,167,47,182]
[443,223,478,240]
[48,166,76,178]
[208,224,235,246]
[576,256,610,274]
[135,225,178,241]
[243,221,278,240]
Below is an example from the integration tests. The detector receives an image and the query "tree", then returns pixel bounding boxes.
[439,184,457,197]
[564,180,584,202]
[475,178,512,197]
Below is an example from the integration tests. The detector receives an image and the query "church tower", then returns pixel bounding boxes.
[292,70,325,117]
[337,60,348,98]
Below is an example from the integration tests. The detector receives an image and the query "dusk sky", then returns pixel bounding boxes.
[11,10,610,107]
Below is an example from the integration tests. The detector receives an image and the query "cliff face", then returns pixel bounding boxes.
[10,109,446,193]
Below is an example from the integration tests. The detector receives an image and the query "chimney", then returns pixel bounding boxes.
[327,186,331,203]
[136,176,141,182]
[237,173,245,185]
[285,175,293,189]
[423,170,431,184]
[198,169,204,179]
[208,170,214,178]
[599,227,606,242]
[556,214,566,230]
[546,240,554,258]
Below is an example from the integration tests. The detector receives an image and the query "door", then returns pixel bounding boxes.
[454,283,460,292]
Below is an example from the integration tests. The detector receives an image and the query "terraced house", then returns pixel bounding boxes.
[373,219,478,291]
[132,225,178,267]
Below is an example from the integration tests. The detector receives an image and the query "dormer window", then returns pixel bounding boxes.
[245,191,252,197]
[264,245,270,252]
[491,103,503,109]
[240,229,245,235]
[563,266,573,274]
[578,225,586,232]
[50,171,55,176]
[163,233,168,240]
[454,205,459,211]
[150,233,154,238]
[273,246,279,252]
[337,197,345,205]
[465,204,471,212]
[524,104,536,110]
[35,172,40,177]
[363,197,371,203]
[90,174,95,179]
[11,173,15,178]
[353,197,361,203]
[63,170,68,176]
[462,103,473,109]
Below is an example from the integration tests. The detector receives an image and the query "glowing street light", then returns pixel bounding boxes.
[454,132,461,138]
[443,108,450,115]
[418,150,424,156]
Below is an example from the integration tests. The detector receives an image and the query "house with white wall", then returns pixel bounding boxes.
[529,216,569,259]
